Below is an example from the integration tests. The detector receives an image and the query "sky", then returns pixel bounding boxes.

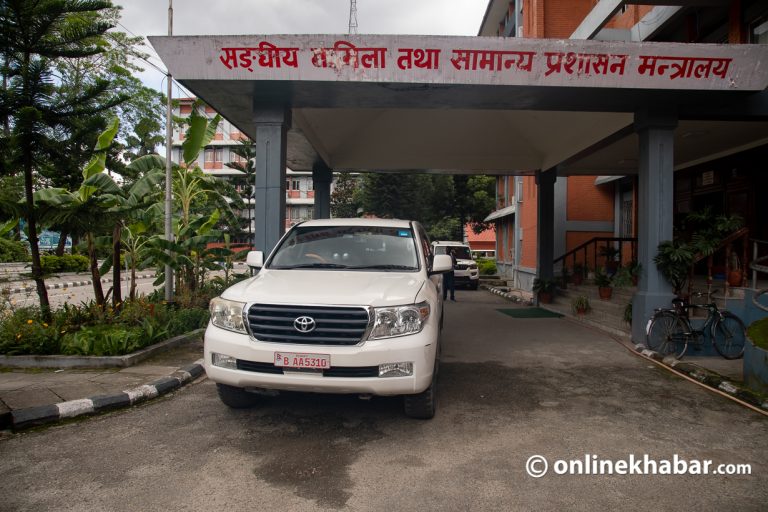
[114,0,490,94]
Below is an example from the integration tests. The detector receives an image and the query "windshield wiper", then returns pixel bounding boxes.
[274,263,350,269]
[351,264,416,270]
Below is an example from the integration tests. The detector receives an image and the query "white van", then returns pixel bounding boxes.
[431,241,479,290]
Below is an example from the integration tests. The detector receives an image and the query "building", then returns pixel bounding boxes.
[480,0,768,295]
[171,98,332,242]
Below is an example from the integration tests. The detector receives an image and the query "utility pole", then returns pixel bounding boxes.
[348,0,358,34]
[164,0,174,303]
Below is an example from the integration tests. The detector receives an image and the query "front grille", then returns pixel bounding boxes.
[246,304,370,346]
[235,358,378,378]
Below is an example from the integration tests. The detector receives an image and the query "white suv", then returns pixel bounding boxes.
[432,241,480,290]
[205,218,452,419]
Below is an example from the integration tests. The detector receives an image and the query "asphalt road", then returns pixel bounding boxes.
[1,290,766,511]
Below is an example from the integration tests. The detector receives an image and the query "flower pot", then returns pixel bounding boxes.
[538,291,553,304]
[727,270,743,287]
[598,286,613,300]
[575,307,588,315]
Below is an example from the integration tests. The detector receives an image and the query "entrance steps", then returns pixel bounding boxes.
[540,283,634,342]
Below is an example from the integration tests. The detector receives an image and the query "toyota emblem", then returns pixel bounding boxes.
[294,316,316,333]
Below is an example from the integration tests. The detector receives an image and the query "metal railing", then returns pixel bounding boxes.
[553,237,638,273]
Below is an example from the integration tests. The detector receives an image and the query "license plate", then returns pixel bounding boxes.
[274,352,331,370]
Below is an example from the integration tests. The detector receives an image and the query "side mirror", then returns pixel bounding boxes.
[246,250,264,269]
[430,254,452,275]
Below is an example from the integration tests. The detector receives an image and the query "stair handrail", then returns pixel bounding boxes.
[554,236,638,275]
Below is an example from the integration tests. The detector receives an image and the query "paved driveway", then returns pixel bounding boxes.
[1,290,766,511]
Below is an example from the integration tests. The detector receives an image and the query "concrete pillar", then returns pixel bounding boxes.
[631,109,677,343]
[312,161,332,219]
[253,106,290,255]
[536,169,557,280]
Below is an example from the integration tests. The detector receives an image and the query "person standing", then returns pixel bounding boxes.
[443,247,457,301]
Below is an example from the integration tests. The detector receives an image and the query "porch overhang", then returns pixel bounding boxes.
[149,34,768,176]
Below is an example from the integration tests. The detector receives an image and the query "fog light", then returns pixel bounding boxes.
[379,362,413,377]
[211,352,238,369]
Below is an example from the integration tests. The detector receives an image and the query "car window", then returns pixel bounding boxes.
[434,245,471,259]
[268,225,420,271]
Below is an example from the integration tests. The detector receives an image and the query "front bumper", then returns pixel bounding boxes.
[204,323,438,396]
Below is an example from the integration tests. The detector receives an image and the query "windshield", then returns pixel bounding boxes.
[268,225,420,271]
[434,245,472,260]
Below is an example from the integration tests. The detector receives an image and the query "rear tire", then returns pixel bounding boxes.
[216,384,260,409]
[646,311,688,359]
[711,311,746,359]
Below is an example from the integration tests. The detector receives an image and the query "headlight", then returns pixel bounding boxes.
[469,263,478,270]
[369,302,430,340]
[209,297,247,333]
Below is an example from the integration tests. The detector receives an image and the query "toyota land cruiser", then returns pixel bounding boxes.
[204,218,452,419]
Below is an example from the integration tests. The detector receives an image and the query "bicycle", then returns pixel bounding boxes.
[645,295,746,360]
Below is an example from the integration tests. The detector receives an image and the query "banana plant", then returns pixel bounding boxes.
[34,118,123,306]
[128,108,238,301]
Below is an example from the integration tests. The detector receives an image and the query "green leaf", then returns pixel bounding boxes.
[127,155,166,175]
[182,111,209,166]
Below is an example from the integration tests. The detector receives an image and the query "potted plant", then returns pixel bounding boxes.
[593,267,613,300]
[532,277,557,304]
[654,240,695,297]
[611,265,633,288]
[571,295,591,315]
[571,262,586,285]
[627,260,642,286]
[623,302,632,324]
[727,252,743,287]
[599,245,620,274]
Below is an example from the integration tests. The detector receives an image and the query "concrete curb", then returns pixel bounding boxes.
[3,273,156,295]
[631,343,768,412]
[0,329,205,369]
[484,284,534,305]
[6,360,206,431]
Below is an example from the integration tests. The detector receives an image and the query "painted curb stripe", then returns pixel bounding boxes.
[57,399,94,418]
[6,363,204,431]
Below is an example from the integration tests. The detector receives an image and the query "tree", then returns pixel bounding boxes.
[227,137,257,240]
[331,172,361,218]
[0,0,119,318]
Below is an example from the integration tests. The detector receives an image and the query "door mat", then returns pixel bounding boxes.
[497,308,563,319]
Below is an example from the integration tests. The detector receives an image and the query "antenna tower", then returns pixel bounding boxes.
[348,0,358,34]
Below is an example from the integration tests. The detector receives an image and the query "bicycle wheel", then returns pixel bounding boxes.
[710,311,746,359]
[646,311,688,359]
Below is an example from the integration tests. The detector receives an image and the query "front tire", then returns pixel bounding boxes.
[404,360,438,419]
[216,383,260,409]
[711,311,746,359]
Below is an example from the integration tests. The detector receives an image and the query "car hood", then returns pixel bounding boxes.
[221,269,425,307]
[456,258,474,265]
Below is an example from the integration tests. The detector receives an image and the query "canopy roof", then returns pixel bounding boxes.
[150,34,768,176]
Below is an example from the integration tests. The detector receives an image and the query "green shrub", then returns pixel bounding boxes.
[61,324,144,356]
[0,298,209,356]
[0,307,63,355]
[40,254,89,274]
[167,307,210,336]
[0,238,29,263]
[476,258,497,275]
[748,317,768,351]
